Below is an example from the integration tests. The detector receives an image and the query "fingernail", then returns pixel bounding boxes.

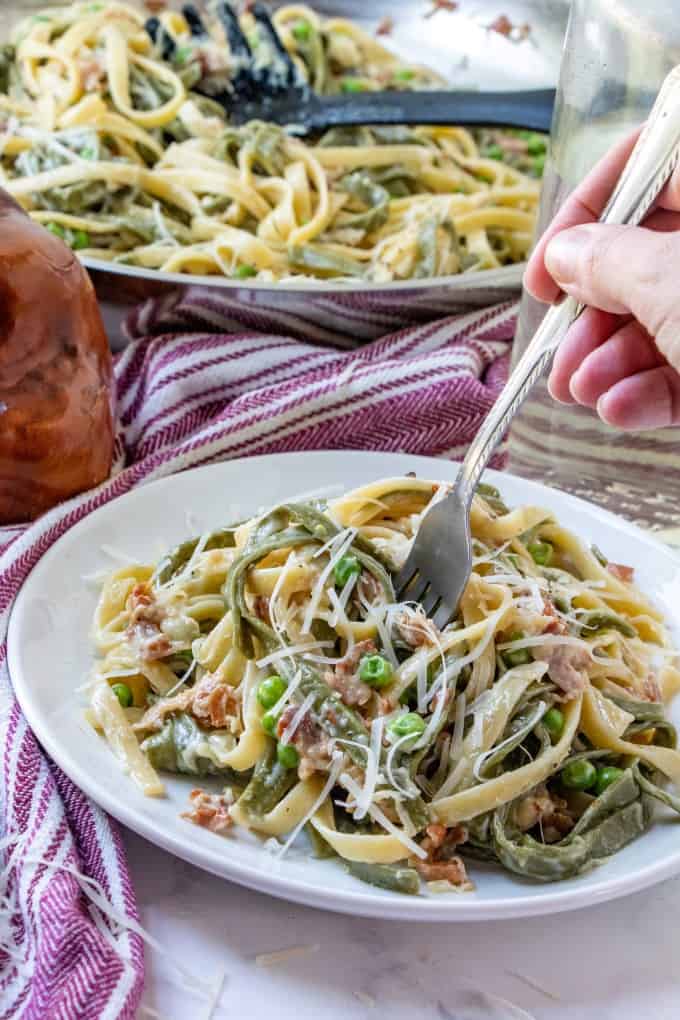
[545,227,591,285]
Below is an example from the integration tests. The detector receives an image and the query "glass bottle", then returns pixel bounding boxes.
[508,0,680,535]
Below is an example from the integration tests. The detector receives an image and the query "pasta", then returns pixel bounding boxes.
[0,2,544,282]
[88,475,680,894]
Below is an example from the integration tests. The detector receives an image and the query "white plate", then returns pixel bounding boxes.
[8,451,680,921]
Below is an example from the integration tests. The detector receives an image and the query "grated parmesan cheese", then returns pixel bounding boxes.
[276,752,344,858]
[255,944,320,968]
[279,691,316,746]
[339,773,427,859]
[302,529,356,634]
[354,716,384,820]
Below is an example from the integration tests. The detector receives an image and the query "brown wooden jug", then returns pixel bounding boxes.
[0,191,114,524]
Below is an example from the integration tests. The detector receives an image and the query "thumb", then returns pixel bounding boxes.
[545,223,680,370]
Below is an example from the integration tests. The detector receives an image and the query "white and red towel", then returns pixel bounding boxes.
[0,297,517,1019]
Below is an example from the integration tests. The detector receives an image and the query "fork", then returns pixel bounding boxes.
[394,64,680,630]
[145,3,554,134]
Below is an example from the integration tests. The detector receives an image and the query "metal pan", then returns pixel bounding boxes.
[5,1,569,345]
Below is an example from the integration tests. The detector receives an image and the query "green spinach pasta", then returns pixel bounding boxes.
[88,476,680,894]
[0,1,543,282]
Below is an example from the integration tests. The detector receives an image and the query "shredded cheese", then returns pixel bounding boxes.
[255,944,320,968]
[302,528,356,634]
[354,716,384,820]
[256,641,332,669]
[277,752,344,857]
[339,772,427,860]
[279,691,315,746]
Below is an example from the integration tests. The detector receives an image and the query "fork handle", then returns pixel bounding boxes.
[454,64,680,506]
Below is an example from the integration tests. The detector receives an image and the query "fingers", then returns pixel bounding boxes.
[598,366,680,429]
[547,307,621,403]
[542,224,680,336]
[568,320,664,406]
[523,130,639,303]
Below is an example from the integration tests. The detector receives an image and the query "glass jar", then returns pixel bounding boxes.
[508,0,680,535]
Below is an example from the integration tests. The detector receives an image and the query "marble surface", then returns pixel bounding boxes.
[126,825,680,1020]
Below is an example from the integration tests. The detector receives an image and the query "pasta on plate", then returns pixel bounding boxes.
[87,476,680,895]
[0,2,543,283]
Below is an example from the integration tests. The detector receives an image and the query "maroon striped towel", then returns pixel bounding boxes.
[0,297,517,1019]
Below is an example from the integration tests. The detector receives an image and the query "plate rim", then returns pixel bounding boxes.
[8,450,680,922]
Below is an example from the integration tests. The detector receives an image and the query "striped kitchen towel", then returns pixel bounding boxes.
[0,298,517,1019]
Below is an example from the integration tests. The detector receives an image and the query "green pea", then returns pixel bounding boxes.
[277,742,299,768]
[533,152,546,176]
[528,541,553,566]
[175,45,193,66]
[80,147,96,159]
[359,654,393,688]
[341,78,366,93]
[542,707,564,741]
[594,766,624,796]
[389,712,425,739]
[394,68,415,81]
[46,222,65,239]
[257,675,286,710]
[527,133,546,155]
[261,711,279,736]
[111,683,133,708]
[234,264,257,279]
[561,759,597,791]
[503,632,532,668]
[334,554,361,588]
[70,230,90,250]
[482,143,504,160]
[292,20,311,41]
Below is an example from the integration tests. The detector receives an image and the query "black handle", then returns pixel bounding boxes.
[306,88,555,133]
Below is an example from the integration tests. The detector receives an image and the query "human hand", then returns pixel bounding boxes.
[524,131,680,430]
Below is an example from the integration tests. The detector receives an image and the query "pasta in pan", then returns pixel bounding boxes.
[88,476,680,894]
[0,2,543,282]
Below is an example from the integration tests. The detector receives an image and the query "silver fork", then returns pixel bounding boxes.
[395,65,680,630]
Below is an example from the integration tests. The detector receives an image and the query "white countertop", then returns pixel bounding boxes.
[126,826,680,1020]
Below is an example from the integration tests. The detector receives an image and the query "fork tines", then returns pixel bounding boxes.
[217,1,300,99]
[181,4,209,38]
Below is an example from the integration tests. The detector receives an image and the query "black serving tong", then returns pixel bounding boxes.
[146,3,555,135]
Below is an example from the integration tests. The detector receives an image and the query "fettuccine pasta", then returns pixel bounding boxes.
[0,2,544,282]
[87,476,680,895]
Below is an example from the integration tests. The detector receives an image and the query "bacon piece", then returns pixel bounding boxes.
[133,670,239,732]
[413,857,468,883]
[277,706,331,780]
[424,0,458,17]
[192,673,239,729]
[325,639,375,707]
[182,789,233,834]
[357,571,381,606]
[397,611,440,648]
[126,583,169,659]
[254,595,271,623]
[376,16,394,35]
[487,14,531,39]
[412,823,469,884]
[542,597,568,635]
[641,674,662,703]
[544,644,590,700]
[608,562,634,583]
[513,784,574,843]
